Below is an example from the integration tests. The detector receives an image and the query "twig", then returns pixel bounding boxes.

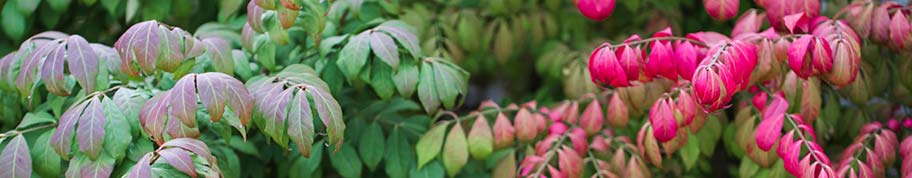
[528,133,569,178]
[0,122,56,139]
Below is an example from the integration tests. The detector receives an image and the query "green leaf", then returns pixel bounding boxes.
[100,0,119,16]
[255,37,277,72]
[102,97,132,161]
[409,161,444,178]
[392,58,418,97]
[491,150,515,178]
[442,123,468,177]
[417,61,439,113]
[1,1,26,41]
[15,0,40,16]
[467,115,493,160]
[738,156,760,178]
[358,122,385,171]
[337,32,371,81]
[218,0,243,21]
[384,128,414,178]
[32,130,63,178]
[330,144,362,178]
[370,60,396,99]
[416,122,448,169]
[290,141,324,178]
[484,148,514,168]
[125,0,139,22]
[47,0,71,11]
[680,132,700,171]
[17,112,56,129]
[696,116,722,156]
[369,32,400,69]
[299,0,326,45]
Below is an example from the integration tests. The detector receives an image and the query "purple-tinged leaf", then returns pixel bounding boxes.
[202,37,234,75]
[125,153,153,178]
[247,1,265,32]
[79,156,114,178]
[51,100,88,160]
[241,24,255,53]
[287,89,314,157]
[66,35,99,94]
[369,32,400,69]
[277,6,298,29]
[166,112,200,139]
[0,135,31,178]
[377,22,421,58]
[264,88,293,144]
[90,44,122,76]
[161,138,215,163]
[140,93,171,145]
[17,41,58,98]
[40,43,68,96]
[115,21,161,76]
[157,28,185,71]
[171,74,198,127]
[197,74,229,123]
[198,73,253,125]
[159,148,198,178]
[77,96,106,160]
[306,86,344,151]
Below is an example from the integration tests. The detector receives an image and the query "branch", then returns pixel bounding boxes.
[0,122,56,139]
[528,133,570,178]
[605,37,709,49]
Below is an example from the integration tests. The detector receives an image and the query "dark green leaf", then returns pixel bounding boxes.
[329,144,362,178]
[370,60,396,99]
[102,97,132,161]
[409,161,444,178]
[392,59,418,97]
[358,122,385,171]
[680,132,699,171]
[384,128,414,178]
[32,130,63,178]
[17,112,56,129]
[417,61,438,113]
[337,32,371,80]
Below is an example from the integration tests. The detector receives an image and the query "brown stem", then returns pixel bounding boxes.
[528,133,570,178]
[784,115,825,164]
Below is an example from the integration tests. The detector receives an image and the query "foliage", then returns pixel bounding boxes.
[0,0,912,178]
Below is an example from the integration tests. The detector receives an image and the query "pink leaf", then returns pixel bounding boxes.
[703,0,739,21]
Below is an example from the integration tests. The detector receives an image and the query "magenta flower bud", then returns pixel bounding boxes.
[588,43,629,87]
[675,42,701,81]
[788,35,832,78]
[692,65,728,111]
[756,93,788,151]
[676,89,698,126]
[844,2,874,38]
[889,11,912,51]
[903,118,912,129]
[817,22,861,87]
[703,0,739,21]
[731,9,764,38]
[888,118,901,131]
[617,36,646,82]
[649,97,678,142]
[549,122,568,136]
[569,128,589,154]
[576,0,616,21]
[606,93,629,128]
[752,92,768,111]
[871,2,901,44]
[646,41,677,80]
[580,100,605,135]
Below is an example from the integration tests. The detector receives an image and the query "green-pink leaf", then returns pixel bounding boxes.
[287,88,315,157]
[0,134,30,178]
[158,148,198,178]
[114,21,161,76]
[51,100,88,160]
[66,35,99,94]
[40,43,68,96]
[170,74,198,128]
[307,86,344,151]
[140,93,170,145]
[369,32,399,69]
[125,153,153,178]
[76,96,105,160]
[202,37,234,75]
[442,123,468,177]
